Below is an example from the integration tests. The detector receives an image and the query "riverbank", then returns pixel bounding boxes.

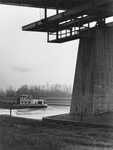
[0,115,113,150]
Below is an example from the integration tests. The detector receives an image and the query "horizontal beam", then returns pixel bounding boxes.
[52,11,113,33]
[22,0,113,32]
[48,35,90,43]
[0,0,88,10]
[22,2,93,32]
[48,22,113,43]
[0,0,113,10]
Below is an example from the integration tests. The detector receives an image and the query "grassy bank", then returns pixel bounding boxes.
[0,115,113,150]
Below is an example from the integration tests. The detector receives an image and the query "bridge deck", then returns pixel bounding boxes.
[0,0,93,10]
[22,0,113,32]
[22,0,113,43]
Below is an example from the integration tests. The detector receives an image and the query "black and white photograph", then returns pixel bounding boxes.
[0,0,113,150]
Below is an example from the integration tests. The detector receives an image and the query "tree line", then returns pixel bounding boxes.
[0,83,72,98]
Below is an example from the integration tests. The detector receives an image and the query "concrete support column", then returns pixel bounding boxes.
[70,24,113,115]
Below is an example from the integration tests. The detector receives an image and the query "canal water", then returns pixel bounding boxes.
[0,105,70,120]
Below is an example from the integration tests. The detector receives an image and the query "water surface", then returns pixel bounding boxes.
[0,105,70,120]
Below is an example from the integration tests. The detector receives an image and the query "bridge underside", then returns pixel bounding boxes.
[0,0,88,10]
[22,0,113,43]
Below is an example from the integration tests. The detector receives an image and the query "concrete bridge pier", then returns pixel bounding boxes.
[70,23,113,116]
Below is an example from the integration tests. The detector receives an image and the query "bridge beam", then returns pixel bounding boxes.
[70,23,113,115]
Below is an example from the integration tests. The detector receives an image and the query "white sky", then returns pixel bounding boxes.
[0,5,79,91]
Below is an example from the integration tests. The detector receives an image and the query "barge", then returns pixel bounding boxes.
[0,95,48,109]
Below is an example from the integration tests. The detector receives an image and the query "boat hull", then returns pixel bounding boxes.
[0,103,48,109]
[13,104,48,109]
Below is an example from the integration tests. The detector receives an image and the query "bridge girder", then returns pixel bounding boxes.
[0,0,90,10]
[22,0,113,43]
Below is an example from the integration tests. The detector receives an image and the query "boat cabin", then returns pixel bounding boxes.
[19,94,46,105]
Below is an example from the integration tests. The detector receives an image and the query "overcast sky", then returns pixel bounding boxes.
[0,5,79,91]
